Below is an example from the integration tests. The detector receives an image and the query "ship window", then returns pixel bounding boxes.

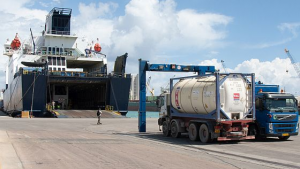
[53,57,57,65]
[48,57,52,65]
[56,48,59,55]
[57,57,61,66]
[48,47,51,55]
[52,17,70,35]
[62,57,65,66]
[55,86,66,95]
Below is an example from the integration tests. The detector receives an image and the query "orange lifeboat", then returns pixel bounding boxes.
[94,43,101,52]
[11,33,21,50]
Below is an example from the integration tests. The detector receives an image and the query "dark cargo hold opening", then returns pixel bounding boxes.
[47,82,107,110]
[68,83,106,109]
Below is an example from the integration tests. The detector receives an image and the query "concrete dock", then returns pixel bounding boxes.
[0,116,300,169]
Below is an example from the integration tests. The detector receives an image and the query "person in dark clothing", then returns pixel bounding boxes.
[97,107,102,125]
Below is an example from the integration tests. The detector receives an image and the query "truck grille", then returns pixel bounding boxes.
[275,114,297,121]
[276,129,293,133]
[274,124,295,128]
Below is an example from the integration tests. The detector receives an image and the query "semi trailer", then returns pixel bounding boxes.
[157,73,256,143]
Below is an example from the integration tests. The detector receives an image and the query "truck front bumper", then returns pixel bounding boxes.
[265,132,298,137]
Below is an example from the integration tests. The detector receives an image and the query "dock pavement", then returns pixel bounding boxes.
[0,117,300,169]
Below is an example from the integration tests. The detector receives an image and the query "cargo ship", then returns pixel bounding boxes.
[2,8,131,117]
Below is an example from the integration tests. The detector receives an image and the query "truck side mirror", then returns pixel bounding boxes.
[156,98,161,108]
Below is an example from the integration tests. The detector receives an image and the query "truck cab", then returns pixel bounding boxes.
[255,92,299,140]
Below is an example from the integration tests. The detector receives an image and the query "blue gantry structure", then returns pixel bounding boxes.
[138,59,216,132]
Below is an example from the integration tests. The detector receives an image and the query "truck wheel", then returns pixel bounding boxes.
[171,121,181,138]
[189,123,199,141]
[254,127,266,141]
[199,124,211,143]
[162,121,170,137]
[278,136,290,140]
[248,125,256,136]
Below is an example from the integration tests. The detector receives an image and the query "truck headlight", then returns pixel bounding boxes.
[269,123,273,133]
[296,122,299,132]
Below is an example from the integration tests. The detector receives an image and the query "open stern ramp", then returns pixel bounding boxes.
[54,110,124,118]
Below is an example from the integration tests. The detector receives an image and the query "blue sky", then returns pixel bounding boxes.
[0,0,300,96]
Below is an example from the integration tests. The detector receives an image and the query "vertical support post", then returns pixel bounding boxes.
[216,72,221,122]
[251,73,256,120]
[138,59,147,132]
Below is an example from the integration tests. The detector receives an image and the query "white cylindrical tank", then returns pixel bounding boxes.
[171,74,251,119]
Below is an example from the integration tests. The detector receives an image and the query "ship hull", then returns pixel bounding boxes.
[4,70,48,117]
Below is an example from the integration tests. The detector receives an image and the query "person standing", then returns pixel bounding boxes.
[52,100,55,110]
[97,107,102,125]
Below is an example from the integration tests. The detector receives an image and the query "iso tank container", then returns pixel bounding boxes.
[171,74,251,120]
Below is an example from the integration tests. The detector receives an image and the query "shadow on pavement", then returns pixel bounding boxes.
[116,132,243,145]
[116,132,294,145]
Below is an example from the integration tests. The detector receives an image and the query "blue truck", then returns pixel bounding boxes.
[249,83,299,140]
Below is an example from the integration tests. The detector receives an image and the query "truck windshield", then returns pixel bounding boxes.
[265,98,297,112]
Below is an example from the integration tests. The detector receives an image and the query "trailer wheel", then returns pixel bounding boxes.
[162,121,170,137]
[171,121,181,138]
[278,136,290,140]
[199,124,211,143]
[188,123,199,141]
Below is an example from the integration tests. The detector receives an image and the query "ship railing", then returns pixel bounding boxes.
[48,71,131,78]
[46,30,71,35]
[49,7,72,16]
[13,68,45,79]
[38,50,83,57]
[83,50,107,59]
[3,48,21,56]
[49,71,105,77]
[49,71,88,77]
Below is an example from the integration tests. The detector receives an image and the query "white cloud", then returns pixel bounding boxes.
[77,2,118,21]
[0,0,47,21]
[53,0,61,3]
[39,0,61,8]
[233,58,300,95]
[278,22,300,37]
[247,22,300,49]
